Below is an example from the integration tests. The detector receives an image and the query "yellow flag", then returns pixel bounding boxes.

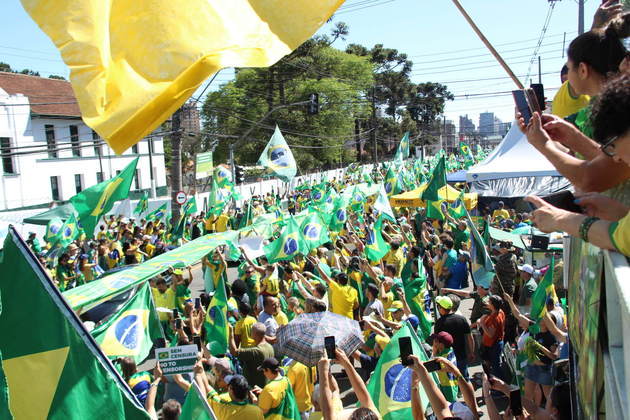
[21,0,344,154]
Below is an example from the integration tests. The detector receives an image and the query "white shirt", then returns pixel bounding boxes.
[258,311,279,337]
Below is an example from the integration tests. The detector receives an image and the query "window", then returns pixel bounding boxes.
[45,125,57,158]
[92,130,102,156]
[0,137,15,174]
[74,174,83,193]
[50,176,60,201]
[134,169,140,190]
[70,125,80,157]
[96,172,104,183]
[131,143,139,154]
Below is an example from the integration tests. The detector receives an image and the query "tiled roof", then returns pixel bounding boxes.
[0,71,81,117]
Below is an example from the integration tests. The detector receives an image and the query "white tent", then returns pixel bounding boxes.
[466,122,571,197]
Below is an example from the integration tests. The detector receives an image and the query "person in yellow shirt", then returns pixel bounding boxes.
[215,212,230,232]
[491,201,510,223]
[151,276,177,339]
[286,360,317,417]
[257,358,301,419]
[551,66,590,119]
[382,241,404,277]
[274,309,289,327]
[204,214,216,234]
[234,303,257,348]
[310,258,358,320]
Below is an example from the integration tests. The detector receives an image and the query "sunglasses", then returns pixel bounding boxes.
[601,135,618,158]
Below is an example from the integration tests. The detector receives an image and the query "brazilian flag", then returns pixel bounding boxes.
[257,125,297,183]
[403,275,434,341]
[366,324,432,419]
[465,212,495,289]
[459,141,475,168]
[425,200,445,221]
[394,132,410,162]
[146,203,167,222]
[133,191,148,215]
[264,217,308,263]
[213,165,232,188]
[180,382,213,419]
[58,213,80,247]
[328,195,350,232]
[365,216,390,262]
[70,157,138,238]
[421,155,446,202]
[384,166,398,196]
[350,186,366,212]
[204,271,229,355]
[310,183,326,204]
[0,227,148,419]
[208,178,228,216]
[182,196,198,215]
[530,257,558,324]
[300,213,330,252]
[44,218,64,244]
[447,191,467,219]
[91,283,163,364]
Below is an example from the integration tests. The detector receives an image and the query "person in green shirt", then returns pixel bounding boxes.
[26,232,42,254]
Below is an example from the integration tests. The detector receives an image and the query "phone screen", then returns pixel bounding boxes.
[399,336,413,366]
[542,191,582,213]
[423,359,441,372]
[194,297,201,310]
[324,336,336,359]
[193,336,202,351]
[173,309,179,319]
[512,90,532,125]
[175,318,182,329]
[510,388,523,416]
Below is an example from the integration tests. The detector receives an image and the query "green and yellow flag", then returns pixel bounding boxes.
[366,324,432,419]
[91,283,163,364]
[44,218,63,244]
[404,275,434,341]
[425,200,445,221]
[146,203,168,222]
[447,191,466,219]
[204,272,229,355]
[258,126,297,183]
[384,166,398,196]
[180,382,213,420]
[264,217,308,263]
[21,0,344,153]
[0,228,148,419]
[133,191,149,215]
[213,165,233,189]
[300,213,330,252]
[58,213,80,247]
[182,196,198,216]
[328,195,350,232]
[530,258,558,323]
[421,155,446,202]
[394,132,410,162]
[70,158,138,237]
[465,212,495,289]
[365,216,390,262]
[0,288,13,420]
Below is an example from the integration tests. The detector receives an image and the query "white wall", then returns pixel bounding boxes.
[0,92,167,210]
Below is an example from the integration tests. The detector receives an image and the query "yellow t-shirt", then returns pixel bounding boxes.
[235,315,257,348]
[383,248,404,277]
[610,212,630,257]
[151,287,176,321]
[215,214,230,232]
[206,388,263,420]
[144,243,155,258]
[204,217,216,232]
[329,280,358,320]
[274,310,289,326]
[286,361,316,412]
[380,291,395,321]
[261,274,280,296]
[492,209,510,221]
[258,377,291,415]
[551,81,590,119]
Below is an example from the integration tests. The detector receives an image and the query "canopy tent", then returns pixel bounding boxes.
[447,169,467,183]
[21,204,76,225]
[390,184,477,210]
[466,122,571,197]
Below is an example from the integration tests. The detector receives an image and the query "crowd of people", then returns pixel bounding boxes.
[20,3,630,420]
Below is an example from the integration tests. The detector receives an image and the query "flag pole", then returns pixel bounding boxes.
[450,0,524,90]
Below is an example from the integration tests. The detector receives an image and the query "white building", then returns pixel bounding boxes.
[0,72,167,211]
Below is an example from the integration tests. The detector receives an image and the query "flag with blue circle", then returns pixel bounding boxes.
[213,165,233,188]
[299,213,329,252]
[133,191,149,215]
[394,132,410,162]
[264,217,308,263]
[328,195,350,232]
[384,166,398,197]
[44,218,64,244]
[366,323,433,419]
[365,216,390,262]
[58,214,79,247]
[146,203,168,222]
[257,125,297,183]
[91,283,163,364]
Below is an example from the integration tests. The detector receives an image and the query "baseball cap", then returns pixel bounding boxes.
[208,356,231,374]
[387,301,404,312]
[518,264,534,274]
[225,374,249,396]
[435,296,453,310]
[257,357,280,372]
[428,331,454,347]
[173,268,184,276]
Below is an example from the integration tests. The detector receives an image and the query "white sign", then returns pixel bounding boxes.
[175,191,187,205]
[155,344,198,375]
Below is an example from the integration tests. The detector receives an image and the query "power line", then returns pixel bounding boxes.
[525,1,557,82]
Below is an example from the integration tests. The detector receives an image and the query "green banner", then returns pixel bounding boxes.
[195,152,213,179]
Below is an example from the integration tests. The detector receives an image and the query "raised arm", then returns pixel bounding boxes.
[145,364,163,420]
[317,358,335,420]
[335,349,378,415]
[409,355,453,419]
[435,356,479,419]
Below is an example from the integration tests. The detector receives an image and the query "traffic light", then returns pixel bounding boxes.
[307,93,319,115]
[234,165,246,184]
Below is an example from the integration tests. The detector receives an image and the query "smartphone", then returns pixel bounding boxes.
[510,388,523,416]
[173,309,179,319]
[194,298,201,310]
[553,359,570,385]
[324,336,336,359]
[542,191,582,213]
[156,338,166,348]
[423,359,441,373]
[399,336,414,366]
[529,84,545,112]
[193,336,202,352]
[175,318,182,330]
[512,90,532,125]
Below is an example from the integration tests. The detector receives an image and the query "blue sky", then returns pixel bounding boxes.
[1,0,599,129]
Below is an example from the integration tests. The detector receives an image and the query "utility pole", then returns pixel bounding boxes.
[578,0,585,35]
[170,108,183,224]
[371,87,377,163]
[538,56,542,84]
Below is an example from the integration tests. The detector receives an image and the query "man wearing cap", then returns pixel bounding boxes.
[434,296,474,379]
[517,264,538,312]
[192,359,263,420]
[429,331,459,403]
[229,322,275,389]
[257,357,301,420]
